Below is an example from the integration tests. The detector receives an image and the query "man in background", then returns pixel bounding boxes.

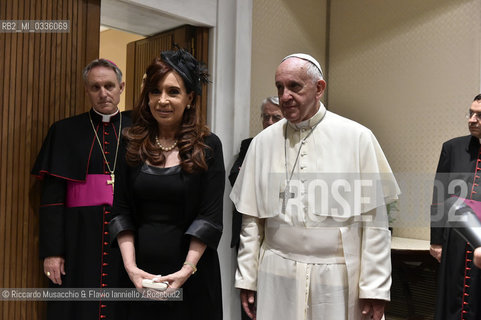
[229,96,283,248]
[430,94,481,320]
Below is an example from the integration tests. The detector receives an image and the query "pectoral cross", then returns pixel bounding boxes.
[280,187,295,214]
[107,173,115,193]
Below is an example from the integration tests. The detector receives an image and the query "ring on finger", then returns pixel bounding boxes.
[46,271,51,277]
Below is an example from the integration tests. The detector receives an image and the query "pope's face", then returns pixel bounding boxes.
[468,100,481,138]
[85,66,124,115]
[275,58,326,123]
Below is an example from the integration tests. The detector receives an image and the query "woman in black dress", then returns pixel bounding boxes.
[109,49,224,319]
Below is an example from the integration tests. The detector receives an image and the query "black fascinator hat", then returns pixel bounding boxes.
[160,48,209,95]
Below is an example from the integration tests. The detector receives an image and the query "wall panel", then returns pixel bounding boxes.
[329,0,481,240]
[0,0,100,318]
[250,0,327,136]
[99,29,145,110]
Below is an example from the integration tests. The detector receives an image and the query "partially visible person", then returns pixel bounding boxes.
[31,59,131,320]
[231,53,400,320]
[229,96,283,320]
[109,49,224,319]
[475,247,481,268]
[229,96,283,248]
[430,94,481,320]
[260,96,284,129]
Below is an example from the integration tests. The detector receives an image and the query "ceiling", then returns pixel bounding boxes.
[100,0,192,36]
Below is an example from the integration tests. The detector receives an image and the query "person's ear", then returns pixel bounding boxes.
[188,92,194,105]
[316,80,326,100]
[119,81,125,94]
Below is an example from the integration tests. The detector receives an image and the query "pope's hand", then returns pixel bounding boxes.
[240,289,256,320]
[360,299,385,320]
[474,247,481,268]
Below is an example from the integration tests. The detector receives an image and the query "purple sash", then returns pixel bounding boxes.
[66,174,113,207]
[462,198,481,220]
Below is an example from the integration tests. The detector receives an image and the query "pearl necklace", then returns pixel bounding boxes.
[155,136,178,151]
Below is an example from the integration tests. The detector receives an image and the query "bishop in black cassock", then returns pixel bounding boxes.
[431,94,481,320]
[32,59,131,320]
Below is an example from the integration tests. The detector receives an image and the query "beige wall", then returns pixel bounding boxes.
[250,0,481,240]
[250,0,327,136]
[328,0,481,239]
[99,28,145,110]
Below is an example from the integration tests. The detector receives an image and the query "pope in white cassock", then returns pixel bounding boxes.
[230,53,401,320]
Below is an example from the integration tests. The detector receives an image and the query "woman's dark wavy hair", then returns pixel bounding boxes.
[123,56,210,173]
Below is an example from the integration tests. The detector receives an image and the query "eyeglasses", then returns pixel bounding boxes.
[466,111,481,121]
[262,114,283,122]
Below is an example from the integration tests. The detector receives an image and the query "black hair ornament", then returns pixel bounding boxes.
[160,47,210,95]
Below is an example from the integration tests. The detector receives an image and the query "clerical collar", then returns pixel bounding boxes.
[92,107,119,123]
[288,103,326,130]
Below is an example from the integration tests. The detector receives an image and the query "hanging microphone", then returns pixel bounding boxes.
[442,197,481,248]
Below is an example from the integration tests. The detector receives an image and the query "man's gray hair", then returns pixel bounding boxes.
[304,62,323,83]
[260,96,280,112]
[82,59,123,84]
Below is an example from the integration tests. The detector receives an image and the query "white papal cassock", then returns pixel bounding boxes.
[230,103,400,320]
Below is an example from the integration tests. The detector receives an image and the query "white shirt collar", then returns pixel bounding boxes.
[92,108,119,123]
[288,102,327,130]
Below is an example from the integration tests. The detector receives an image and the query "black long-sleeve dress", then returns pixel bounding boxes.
[110,133,225,319]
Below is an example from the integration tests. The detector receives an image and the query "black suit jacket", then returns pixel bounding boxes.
[431,135,480,244]
[229,138,253,248]
[431,134,481,320]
